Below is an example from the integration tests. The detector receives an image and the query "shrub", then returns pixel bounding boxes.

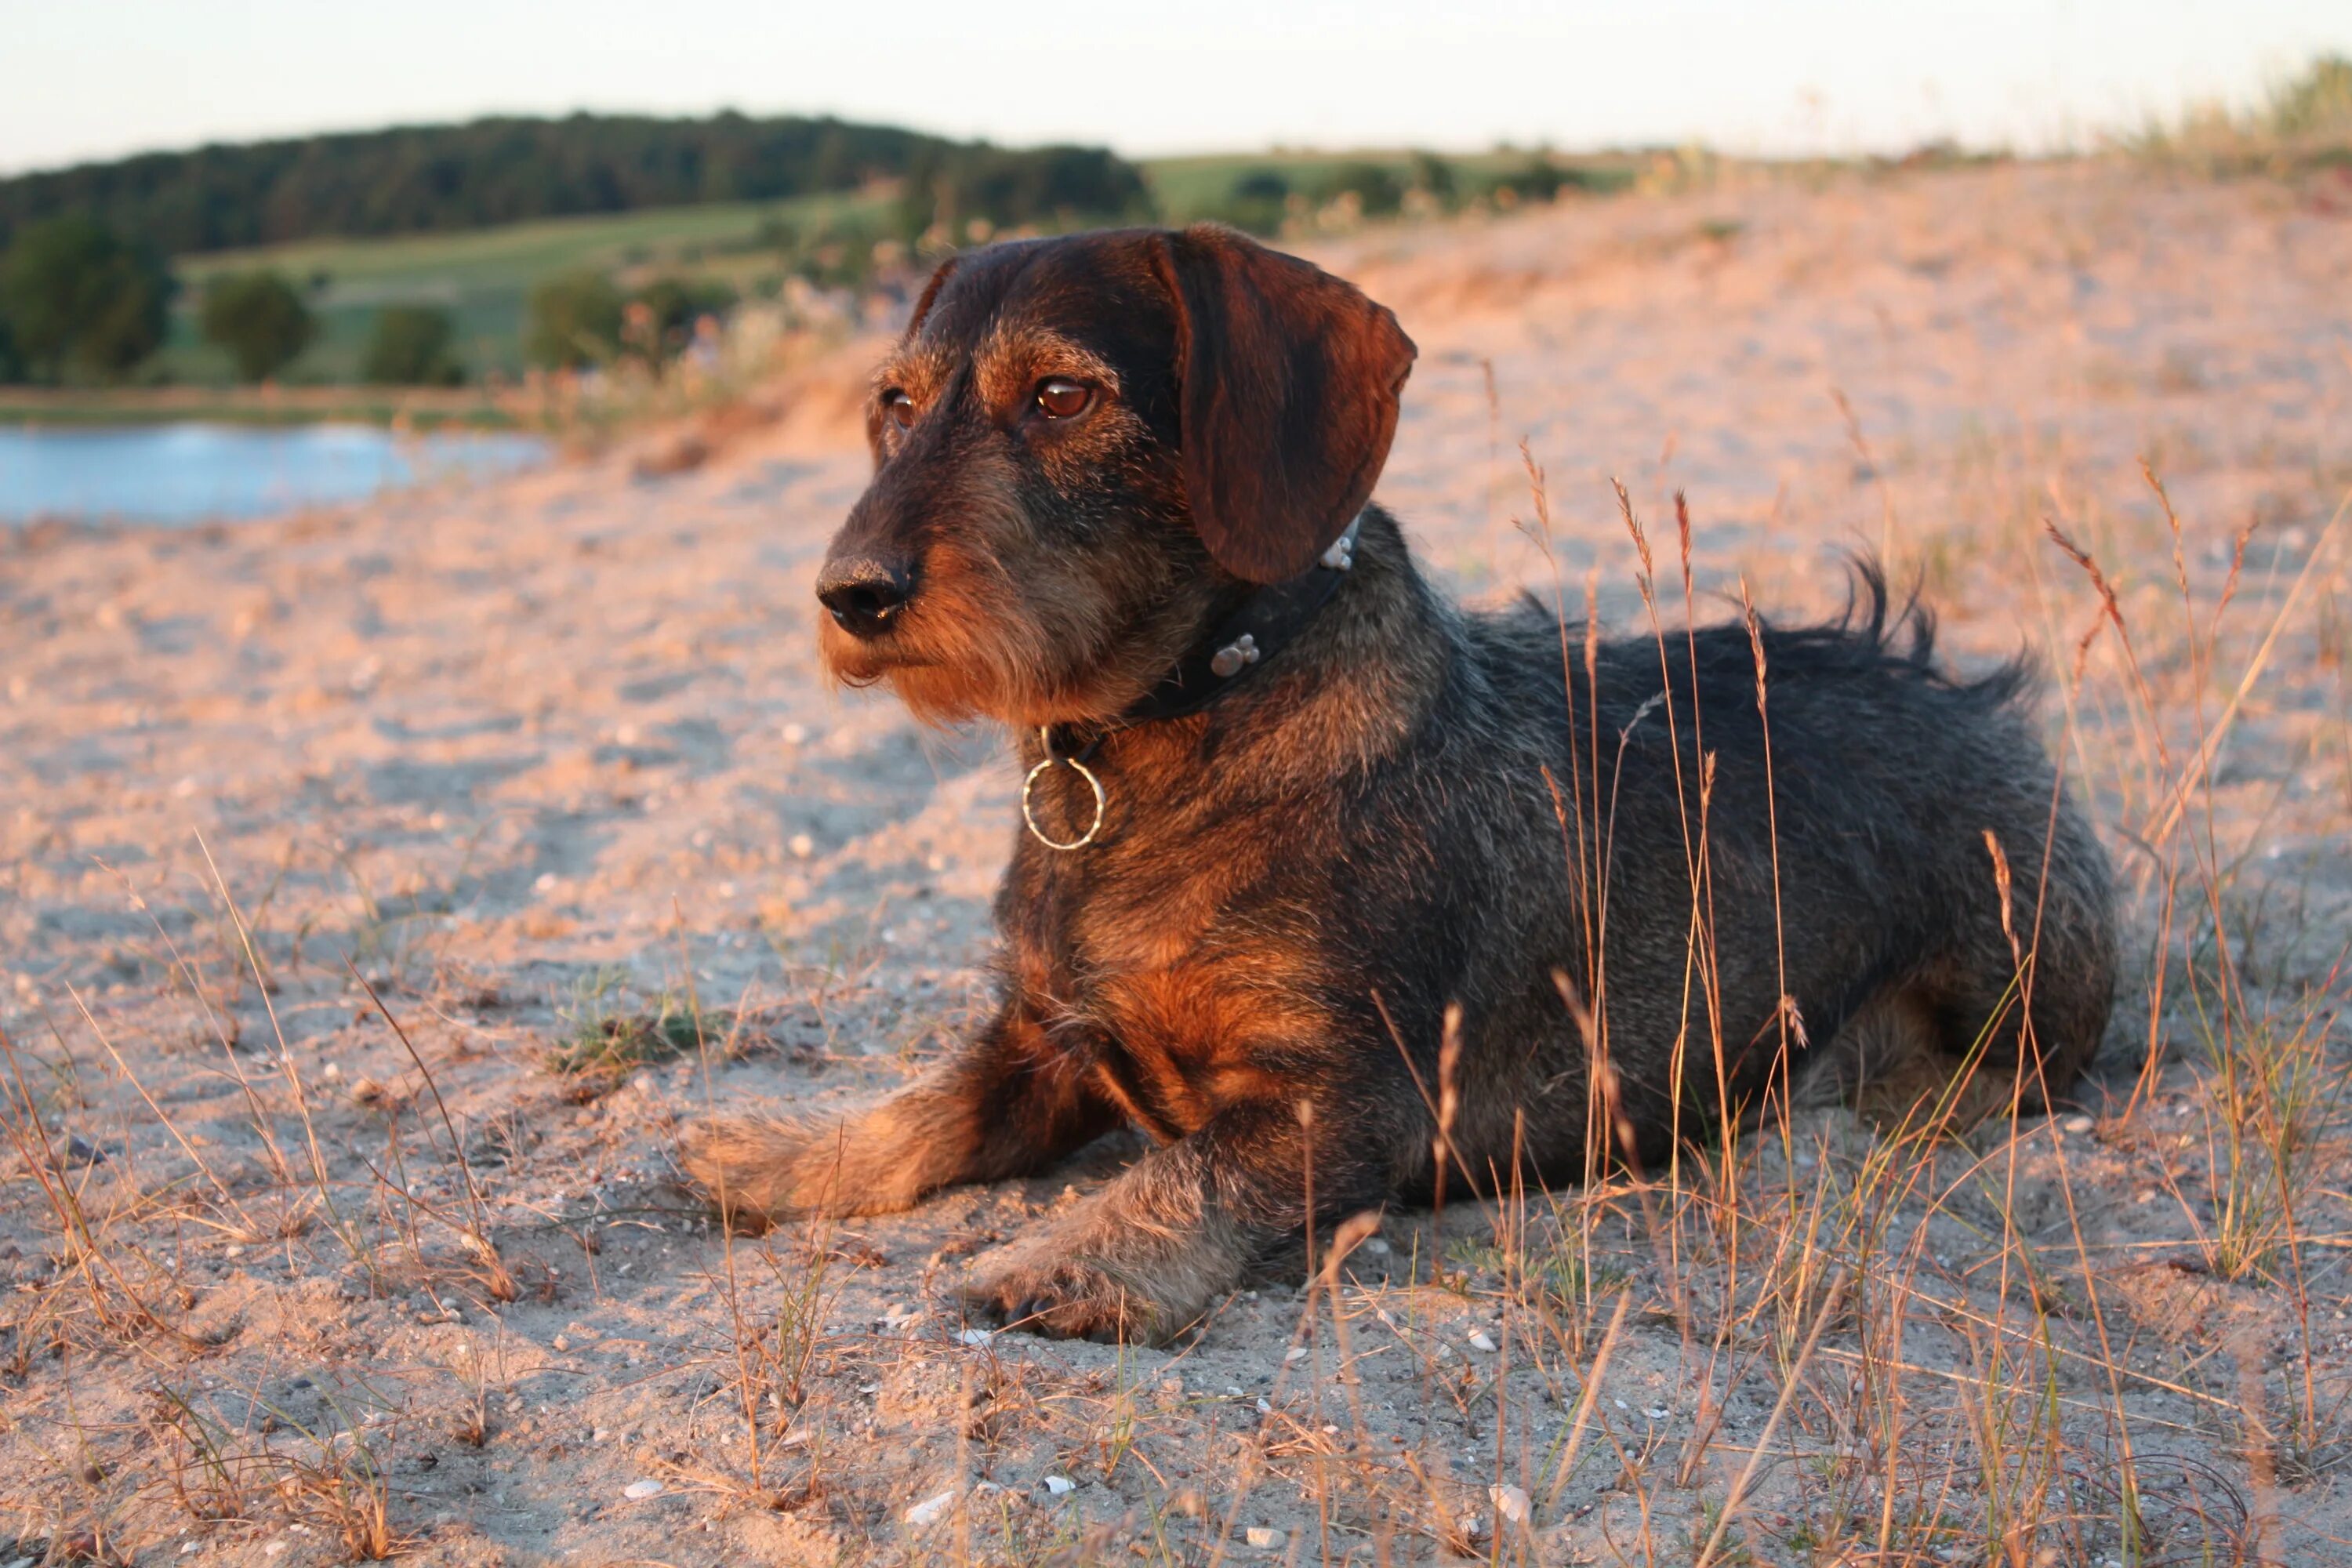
[626,276,737,360]
[524,270,624,369]
[898,143,1154,238]
[1219,170,1291,236]
[1408,151,1457,205]
[2267,54,2352,139]
[1323,162,1403,217]
[200,270,315,382]
[361,304,464,386]
[0,216,171,382]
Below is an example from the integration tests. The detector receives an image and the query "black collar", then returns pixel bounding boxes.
[1047,510,1363,761]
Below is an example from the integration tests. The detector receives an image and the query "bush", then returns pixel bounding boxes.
[1408,151,1457,205]
[626,276,737,360]
[200,270,315,382]
[1323,162,1403,217]
[361,304,464,385]
[524,270,624,369]
[0,216,172,382]
[898,143,1154,238]
[0,312,21,383]
[2267,54,2352,139]
[1218,170,1291,236]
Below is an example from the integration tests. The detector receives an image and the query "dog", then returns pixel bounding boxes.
[680,224,2118,1344]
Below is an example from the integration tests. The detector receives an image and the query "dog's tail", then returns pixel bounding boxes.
[1788,553,2037,711]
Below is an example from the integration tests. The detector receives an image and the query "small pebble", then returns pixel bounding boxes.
[789,833,815,858]
[1043,1474,1076,1495]
[1362,1237,1391,1255]
[1284,1345,1308,1363]
[2063,1114,2094,1134]
[906,1489,956,1526]
[1490,1483,1530,1524]
[956,1327,994,1346]
[622,1478,662,1501]
[781,723,808,744]
[1468,1330,1498,1352]
[1646,1406,1670,1420]
[1245,1526,1286,1549]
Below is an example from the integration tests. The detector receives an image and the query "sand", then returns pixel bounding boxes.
[3,157,2350,1565]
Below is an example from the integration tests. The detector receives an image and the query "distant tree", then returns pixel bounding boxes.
[200,270,315,382]
[1219,170,1291,236]
[626,276,737,360]
[0,216,171,382]
[1324,162,1403,217]
[1408,151,1457,205]
[361,303,464,385]
[898,143,1154,240]
[0,311,20,383]
[1508,154,1570,202]
[0,113,1149,258]
[524,271,624,369]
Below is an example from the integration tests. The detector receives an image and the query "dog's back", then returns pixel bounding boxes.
[1400,560,2116,1176]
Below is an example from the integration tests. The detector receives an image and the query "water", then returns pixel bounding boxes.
[0,422,553,526]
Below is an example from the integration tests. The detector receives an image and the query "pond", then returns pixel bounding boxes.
[0,422,554,526]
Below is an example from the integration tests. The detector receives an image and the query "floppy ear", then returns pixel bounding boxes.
[1153,224,1417,583]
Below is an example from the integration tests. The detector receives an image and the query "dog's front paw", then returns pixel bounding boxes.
[960,1248,1156,1343]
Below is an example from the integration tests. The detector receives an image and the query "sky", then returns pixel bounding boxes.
[3,0,2348,176]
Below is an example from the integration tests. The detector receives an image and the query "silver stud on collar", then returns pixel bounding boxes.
[1319,532,1356,572]
[1209,633,1261,679]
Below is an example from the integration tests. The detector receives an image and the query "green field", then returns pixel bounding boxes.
[97,148,1634,395]
[158,187,892,384]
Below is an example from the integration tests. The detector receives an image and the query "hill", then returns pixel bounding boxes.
[0,111,1149,256]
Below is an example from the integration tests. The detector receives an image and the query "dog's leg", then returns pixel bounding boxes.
[678,1004,1116,1225]
[959,1098,1384,1345]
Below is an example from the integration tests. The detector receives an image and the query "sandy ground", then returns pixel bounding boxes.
[5,158,2352,1565]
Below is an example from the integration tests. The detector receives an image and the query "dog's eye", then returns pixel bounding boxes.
[1035,379,1092,420]
[883,390,915,430]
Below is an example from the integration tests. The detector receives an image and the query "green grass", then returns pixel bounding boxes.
[544,967,730,1091]
[100,147,1646,394]
[160,188,892,384]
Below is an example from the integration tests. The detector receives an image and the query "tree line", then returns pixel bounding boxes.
[0,112,1147,256]
[0,222,761,387]
[0,114,1153,387]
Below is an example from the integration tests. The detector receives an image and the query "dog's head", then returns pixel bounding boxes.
[815,224,1417,727]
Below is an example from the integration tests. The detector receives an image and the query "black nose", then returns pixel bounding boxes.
[816,556,913,637]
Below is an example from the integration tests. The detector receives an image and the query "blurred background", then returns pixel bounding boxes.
[1,0,2346,481]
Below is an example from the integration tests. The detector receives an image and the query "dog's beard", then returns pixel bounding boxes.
[818,607,1183,731]
[818,603,1066,729]
[815,538,1210,730]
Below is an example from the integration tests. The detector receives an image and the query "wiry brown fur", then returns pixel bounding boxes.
[681,224,2119,1345]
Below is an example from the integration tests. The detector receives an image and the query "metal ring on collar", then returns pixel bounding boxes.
[1021,728,1106,851]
